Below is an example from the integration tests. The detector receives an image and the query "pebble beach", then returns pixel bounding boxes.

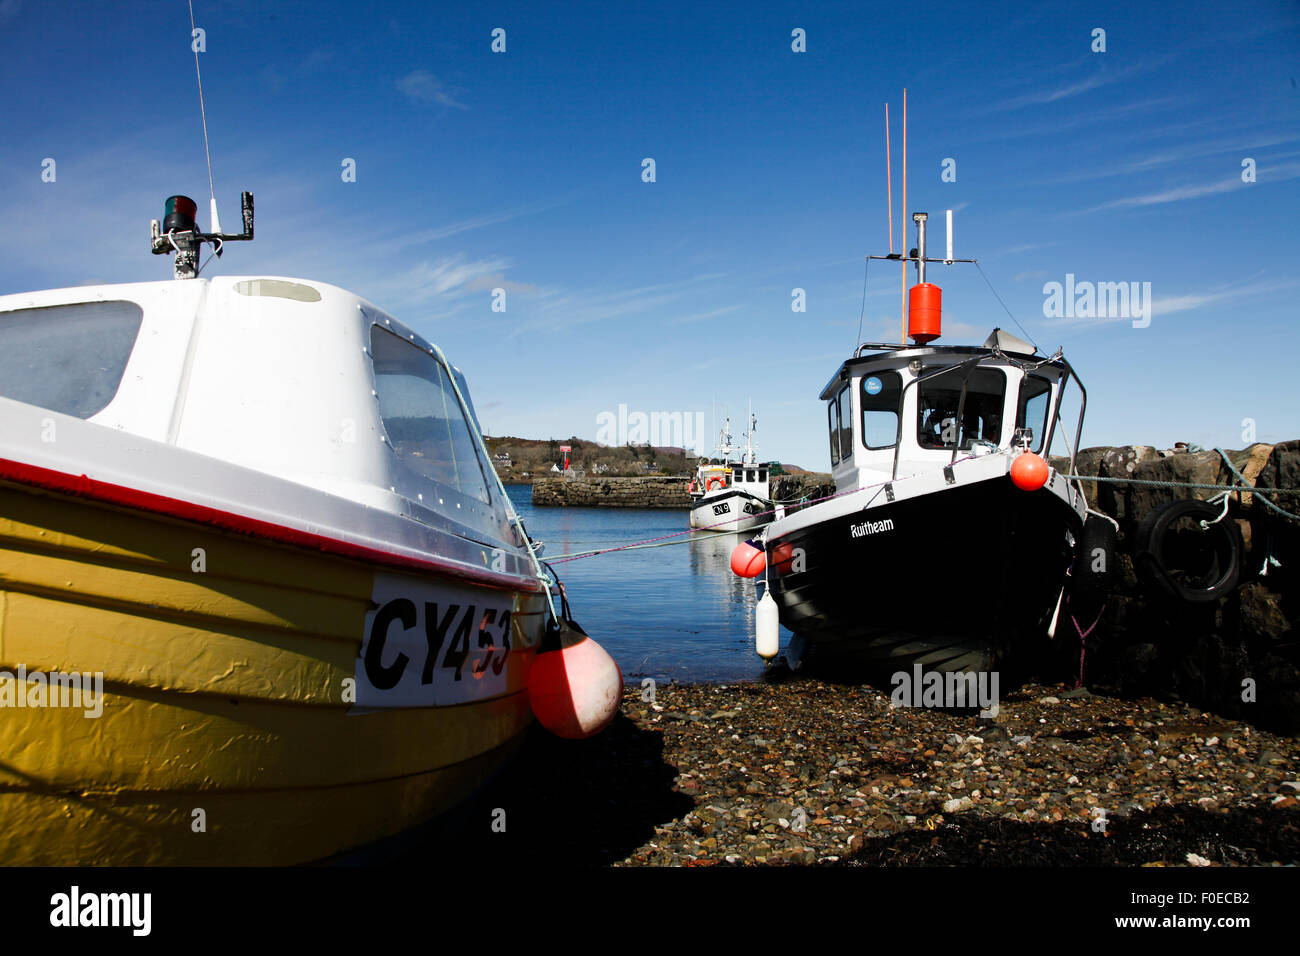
[428,675,1300,868]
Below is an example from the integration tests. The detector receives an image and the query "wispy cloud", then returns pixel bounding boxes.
[366,199,567,257]
[671,304,743,325]
[1044,276,1300,328]
[966,97,1180,146]
[391,254,510,301]
[1152,278,1300,317]
[527,273,731,333]
[985,57,1168,113]
[1080,160,1300,213]
[1043,133,1300,186]
[397,70,467,110]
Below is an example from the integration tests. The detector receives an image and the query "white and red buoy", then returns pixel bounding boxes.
[527,607,621,740]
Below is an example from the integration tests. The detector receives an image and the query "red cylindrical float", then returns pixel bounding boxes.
[908,283,942,344]
[730,540,766,577]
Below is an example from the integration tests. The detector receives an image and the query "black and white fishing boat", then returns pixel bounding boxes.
[748,211,1107,680]
[688,409,775,532]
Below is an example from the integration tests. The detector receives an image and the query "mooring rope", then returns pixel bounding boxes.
[1063,447,1300,523]
[545,455,979,563]
[1063,475,1298,494]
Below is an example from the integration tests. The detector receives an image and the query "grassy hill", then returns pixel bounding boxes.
[482,435,807,481]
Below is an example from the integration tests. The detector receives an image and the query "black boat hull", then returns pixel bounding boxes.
[764,474,1083,678]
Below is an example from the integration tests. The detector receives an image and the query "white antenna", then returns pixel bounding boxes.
[187,0,220,234]
[744,399,758,464]
[946,209,954,264]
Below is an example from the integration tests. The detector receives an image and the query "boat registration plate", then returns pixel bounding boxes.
[354,572,516,708]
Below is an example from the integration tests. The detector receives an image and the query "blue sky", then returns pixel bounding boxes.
[2,0,1298,469]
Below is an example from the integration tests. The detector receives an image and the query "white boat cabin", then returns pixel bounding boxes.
[822,329,1072,492]
[0,275,514,546]
[694,460,770,496]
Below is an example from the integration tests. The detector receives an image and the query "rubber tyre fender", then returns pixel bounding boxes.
[1073,513,1118,596]
[1133,498,1242,604]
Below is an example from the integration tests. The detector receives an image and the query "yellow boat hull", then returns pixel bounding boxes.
[0,478,547,865]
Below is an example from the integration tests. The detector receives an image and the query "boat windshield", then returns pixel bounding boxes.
[369,326,491,503]
[1015,374,1053,453]
[916,366,1006,450]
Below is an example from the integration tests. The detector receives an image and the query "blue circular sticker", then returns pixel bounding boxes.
[865,376,883,395]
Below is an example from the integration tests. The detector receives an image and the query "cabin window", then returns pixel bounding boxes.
[369,326,491,503]
[827,397,841,466]
[917,366,1006,450]
[837,386,854,460]
[0,300,143,419]
[860,370,902,449]
[1015,375,1052,453]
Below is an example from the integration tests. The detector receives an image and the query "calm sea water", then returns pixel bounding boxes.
[506,484,790,683]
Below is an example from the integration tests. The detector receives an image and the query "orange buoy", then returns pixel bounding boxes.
[1010,452,1050,491]
[527,618,621,740]
[908,283,942,344]
[730,539,766,577]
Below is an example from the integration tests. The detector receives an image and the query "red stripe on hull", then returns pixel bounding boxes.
[0,456,539,594]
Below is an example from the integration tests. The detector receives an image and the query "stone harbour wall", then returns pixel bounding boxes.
[770,473,834,504]
[531,475,694,508]
[531,472,836,509]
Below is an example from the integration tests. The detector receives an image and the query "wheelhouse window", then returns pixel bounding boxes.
[1015,374,1052,453]
[860,370,901,449]
[0,300,143,419]
[370,326,491,503]
[828,384,853,466]
[827,396,840,466]
[837,386,854,460]
[917,366,1006,450]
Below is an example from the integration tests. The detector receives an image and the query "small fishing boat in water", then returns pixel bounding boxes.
[742,211,1109,681]
[0,194,618,864]
[688,410,776,533]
